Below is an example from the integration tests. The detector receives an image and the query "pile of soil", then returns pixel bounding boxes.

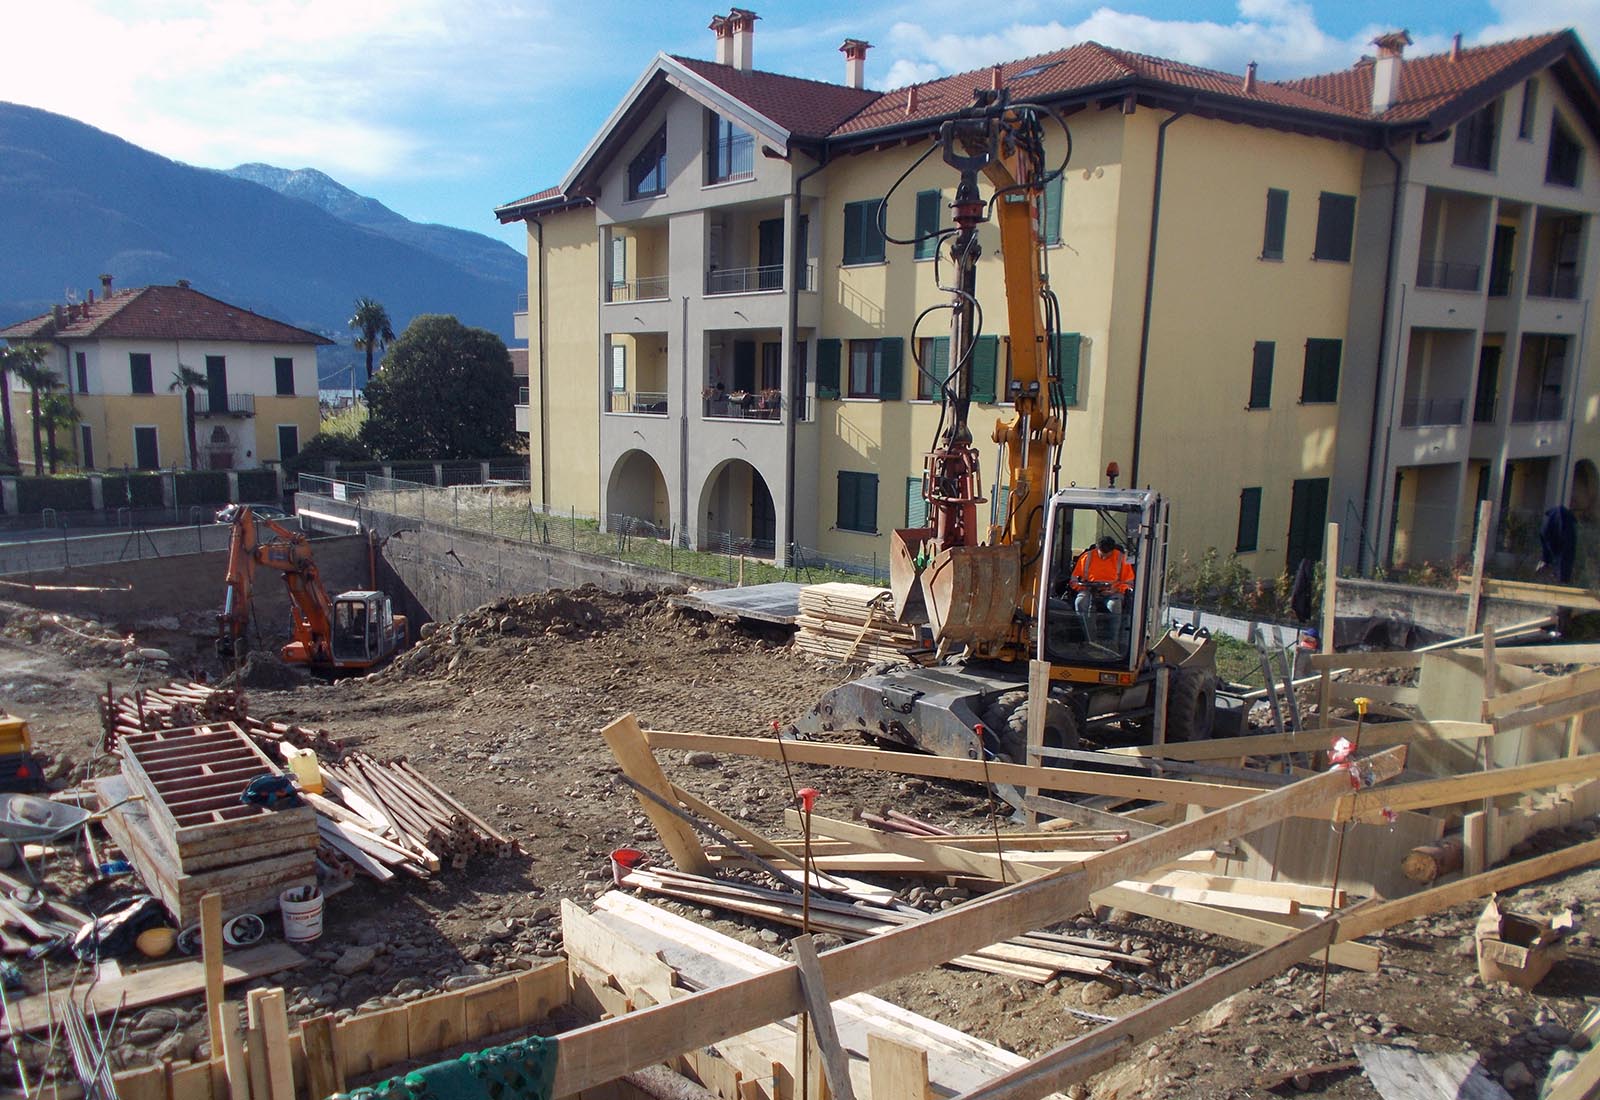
[217,649,309,691]
[0,606,132,665]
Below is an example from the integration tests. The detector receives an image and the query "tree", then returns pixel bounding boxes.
[39,393,80,473]
[360,315,517,461]
[169,365,207,470]
[283,431,373,478]
[0,346,22,472]
[349,298,395,383]
[8,344,57,476]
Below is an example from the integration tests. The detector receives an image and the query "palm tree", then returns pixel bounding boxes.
[8,344,57,477]
[169,365,208,470]
[0,347,22,472]
[39,392,80,474]
[349,298,395,383]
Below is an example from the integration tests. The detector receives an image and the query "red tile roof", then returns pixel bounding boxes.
[672,57,880,138]
[0,285,332,345]
[1281,32,1566,122]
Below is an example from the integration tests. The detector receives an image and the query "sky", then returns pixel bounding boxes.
[3,0,1597,254]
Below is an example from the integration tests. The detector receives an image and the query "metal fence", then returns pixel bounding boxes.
[0,520,240,575]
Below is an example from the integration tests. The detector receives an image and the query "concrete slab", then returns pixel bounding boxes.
[671,582,802,625]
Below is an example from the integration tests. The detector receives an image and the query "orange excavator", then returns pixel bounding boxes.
[216,509,407,673]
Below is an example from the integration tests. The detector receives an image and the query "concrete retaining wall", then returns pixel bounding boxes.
[0,524,240,576]
[1337,578,1550,639]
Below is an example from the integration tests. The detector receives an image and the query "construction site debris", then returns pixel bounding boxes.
[216,649,310,691]
[1474,895,1575,991]
[793,583,922,664]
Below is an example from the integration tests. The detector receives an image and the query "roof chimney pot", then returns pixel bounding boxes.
[1242,60,1257,94]
[1450,32,1462,61]
[1370,30,1411,114]
[728,8,757,73]
[709,14,733,66]
[840,38,871,90]
[177,278,191,289]
[990,64,1003,91]
[905,84,919,116]
[100,273,112,297]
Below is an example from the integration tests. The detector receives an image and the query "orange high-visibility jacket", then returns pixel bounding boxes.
[1072,548,1134,594]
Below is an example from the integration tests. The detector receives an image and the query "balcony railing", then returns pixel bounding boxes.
[1526,269,1580,299]
[606,275,670,303]
[517,385,531,405]
[705,262,816,296]
[1511,393,1565,422]
[515,293,528,312]
[703,391,782,420]
[196,393,255,416]
[608,390,669,415]
[707,134,755,183]
[1399,396,1466,427]
[1415,259,1481,292]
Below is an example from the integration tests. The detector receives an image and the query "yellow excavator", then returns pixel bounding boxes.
[792,89,1234,798]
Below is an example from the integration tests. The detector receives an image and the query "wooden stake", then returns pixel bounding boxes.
[300,1013,342,1100]
[791,936,855,1100]
[248,988,294,1100]
[1024,659,1050,828]
[1464,499,1493,635]
[219,1001,252,1100]
[1318,522,1339,720]
[603,715,712,874]
[867,1034,931,1100]
[200,892,225,1062]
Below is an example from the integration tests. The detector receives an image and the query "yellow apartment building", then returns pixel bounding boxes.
[498,14,1600,579]
[1,280,328,472]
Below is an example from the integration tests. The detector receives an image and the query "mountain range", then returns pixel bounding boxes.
[0,102,526,386]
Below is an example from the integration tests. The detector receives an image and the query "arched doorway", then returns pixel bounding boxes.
[606,450,671,533]
[699,459,776,556]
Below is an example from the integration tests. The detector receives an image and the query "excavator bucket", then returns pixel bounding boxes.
[919,543,1022,645]
[889,527,936,624]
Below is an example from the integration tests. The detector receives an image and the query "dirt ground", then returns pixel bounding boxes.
[1,588,1596,1099]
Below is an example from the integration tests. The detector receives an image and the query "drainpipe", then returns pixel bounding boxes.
[533,217,551,507]
[785,150,828,565]
[1357,135,1406,573]
[1129,103,1189,489]
[679,295,690,539]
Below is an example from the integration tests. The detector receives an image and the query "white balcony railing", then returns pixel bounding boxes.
[606,276,670,303]
[608,390,669,415]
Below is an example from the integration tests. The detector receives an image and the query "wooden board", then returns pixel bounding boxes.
[1353,1043,1511,1100]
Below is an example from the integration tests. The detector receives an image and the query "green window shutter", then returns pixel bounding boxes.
[1236,487,1262,553]
[817,339,841,399]
[905,477,928,528]
[1249,341,1274,408]
[837,471,878,532]
[1041,174,1063,246]
[1262,189,1288,260]
[864,199,886,262]
[1313,192,1356,262]
[879,337,903,400]
[1053,333,1081,405]
[843,203,864,265]
[844,199,887,264]
[970,335,998,404]
[862,473,879,532]
[914,190,941,260]
[837,472,856,531]
[1300,338,1342,403]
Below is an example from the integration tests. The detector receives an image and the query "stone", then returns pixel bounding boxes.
[334,945,378,976]
[134,1008,182,1032]
[684,752,721,768]
[1501,1062,1533,1090]
[443,973,493,991]
[128,1027,165,1045]
[1080,980,1117,1006]
[758,929,780,944]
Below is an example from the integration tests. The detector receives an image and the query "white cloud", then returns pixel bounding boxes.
[1477,0,1600,47]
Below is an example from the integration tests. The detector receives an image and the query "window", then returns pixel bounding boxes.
[1546,115,1582,187]
[843,199,886,265]
[1261,188,1288,260]
[969,335,999,403]
[74,351,87,394]
[1236,487,1262,553]
[706,112,753,183]
[274,357,295,396]
[627,126,667,200]
[129,352,153,394]
[1285,477,1329,567]
[916,336,948,400]
[1519,80,1538,139]
[905,477,928,528]
[610,344,626,392]
[1453,101,1498,171]
[79,425,93,470]
[1313,193,1356,262]
[846,338,902,399]
[1053,332,1082,407]
[816,339,841,398]
[1300,338,1342,403]
[610,236,627,288]
[132,426,159,469]
[1474,345,1501,424]
[277,425,300,463]
[837,471,878,533]
[1248,341,1274,409]
[1039,173,1063,246]
[914,190,942,260]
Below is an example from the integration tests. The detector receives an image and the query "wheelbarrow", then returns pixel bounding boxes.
[0,793,141,882]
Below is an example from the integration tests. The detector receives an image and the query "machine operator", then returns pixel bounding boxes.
[1070,536,1134,621]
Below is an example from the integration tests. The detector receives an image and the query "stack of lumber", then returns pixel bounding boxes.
[794,582,922,664]
[102,680,343,757]
[314,753,521,879]
[98,721,319,925]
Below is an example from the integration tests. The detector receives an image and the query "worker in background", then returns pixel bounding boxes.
[1071,536,1134,637]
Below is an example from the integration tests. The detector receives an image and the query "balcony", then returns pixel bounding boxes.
[1526,269,1580,299]
[1415,259,1481,292]
[196,393,255,417]
[514,293,528,341]
[518,385,530,404]
[608,390,669,416]
[703,390,784,421]
[606,276,670,303]
[706,133,755,185]
[1511,393,1565,423]
[1399,397,1466,427]
[705,262,816,296]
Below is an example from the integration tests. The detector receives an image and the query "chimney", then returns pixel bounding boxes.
[177,278,191,289]
[87,289,94,305]
[905,85,919,116]
[52,304,63,328]
[1370,30,1411,114]
[709,14,733,66]
[1451,32,1462,61]
[728,8,757,73]
[99,273,112,297]
[1242,60,1257,94]
[991,64,1003,91]
[840,38,871,89]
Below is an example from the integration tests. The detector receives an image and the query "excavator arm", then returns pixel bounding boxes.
[216,509,339,666]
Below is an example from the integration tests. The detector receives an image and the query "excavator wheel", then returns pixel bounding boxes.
[985,691,1081,766]
[1162,668,1218,742]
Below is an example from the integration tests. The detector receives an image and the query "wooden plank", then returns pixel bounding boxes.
[545,745,1405,1098]
[168,1058,217,1100]
[1103,720,1493,763]
[1022,795,1161,837]
[1354,1043,1512,1100]
[1319,523,1338,718]
[1463,811,1487,878]
[1464,499,1494,635]
[1546,1041,1600,1100]
[604,715,712,875]
[517,959,569,1025]
[1141,870,1346,908]
[1024,659,1051,828]
[1329,682,1420,707]
[300,1014,342,1100]
[219,1000,252,1100]
[785,811,1046,883]
[1091,883,1378,972]
[114,1063,168,1100]
[246,1021,270,1100]
[1109,880,1297,916]
[334,1003,410,1080]
[407,986,468,1058]
[1458,644,1600,666]
[562,898,677,1003]
[1491,687,1600,732]
[868,1034,930,1100]
[1472,578,1600,612]
[252,988,294,1100]
[1482,663,1600,719]
[1343,753,1600,821]
[201,892,225,1060]
[792,935,856,1100]
[464,976,523,1039]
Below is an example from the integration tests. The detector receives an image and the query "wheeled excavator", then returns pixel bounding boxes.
[791,89,1237,804]
[216,509,407,674]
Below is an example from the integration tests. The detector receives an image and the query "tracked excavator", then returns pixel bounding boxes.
[216,509,407,674]
[791,89,1238,804]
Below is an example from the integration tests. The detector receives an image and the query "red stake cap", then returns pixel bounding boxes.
[796,787,819,812]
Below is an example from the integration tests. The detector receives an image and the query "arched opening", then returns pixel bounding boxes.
[606,449,671,533]
[699,459,776,556]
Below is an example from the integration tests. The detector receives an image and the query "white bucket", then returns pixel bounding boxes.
[278,886,324,943]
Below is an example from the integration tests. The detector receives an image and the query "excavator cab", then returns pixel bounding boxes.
[329,592,406,669]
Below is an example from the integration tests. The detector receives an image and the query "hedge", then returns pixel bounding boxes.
[15,477,94,515]
[174,470,230,507]
[103,474,164,509]
[237,470,280,502]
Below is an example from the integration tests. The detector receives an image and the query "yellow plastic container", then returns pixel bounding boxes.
[283,746,325,795]
[0,717,32,757]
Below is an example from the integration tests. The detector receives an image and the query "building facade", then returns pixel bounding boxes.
[498,16,1600,578]
[1,280,327,472]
